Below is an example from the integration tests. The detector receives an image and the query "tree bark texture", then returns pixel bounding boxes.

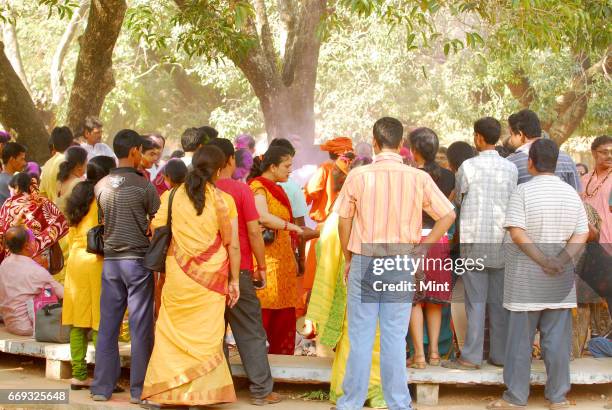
[2,16,31,95]
[66,0,127,133]
[0,41,50,163]
[51,0,91,107]
[507,49,611,146]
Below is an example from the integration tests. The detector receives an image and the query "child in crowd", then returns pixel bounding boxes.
[162,159,188,189]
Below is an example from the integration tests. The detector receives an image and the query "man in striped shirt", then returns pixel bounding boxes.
[334,117,455,410]
[506,109,581,191]
[91,130,160,403]
[488,139,588,410]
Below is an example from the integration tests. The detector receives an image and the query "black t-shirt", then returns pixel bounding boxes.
[422,167,455,229]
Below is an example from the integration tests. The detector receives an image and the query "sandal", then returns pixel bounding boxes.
[428,352,441,366]
[407,355,426,369]
[549,400,571,409]
[486,398,526,409]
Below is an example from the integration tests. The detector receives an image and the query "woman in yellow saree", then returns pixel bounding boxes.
[306,156,385,408]
[141,146,241,408]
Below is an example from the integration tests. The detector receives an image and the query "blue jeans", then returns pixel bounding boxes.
[588,337,612,358]
[337,254,414,410]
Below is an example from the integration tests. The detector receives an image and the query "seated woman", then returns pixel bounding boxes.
[141,145,240,407]
[0,173,68,270]
[0,226,63,336]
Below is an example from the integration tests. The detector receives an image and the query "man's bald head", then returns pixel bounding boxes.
[4,226,29,254]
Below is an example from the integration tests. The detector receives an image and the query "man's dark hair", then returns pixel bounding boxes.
[529,138,558,173]
[181,127,205,152]
[207,138,235,165]
[170,150,185,159]
[142,138,160,153]
[514,109,541,139]
[269,138,296,156]
[50,126,74,153]
[83,116,102,133]
[508,113,520,135]
[2,142,26,165]
[113,129,144,159]
[474,117,502,145]
[447,141,476,171]
[5,226,28,254]
[199,126,218,142]
[163,159,188,184]
[591,135,612,151]
[373,117,403,149]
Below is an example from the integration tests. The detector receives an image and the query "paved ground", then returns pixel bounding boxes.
[0,353,610,409]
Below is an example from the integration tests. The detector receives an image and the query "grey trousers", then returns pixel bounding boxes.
[503,309,572,406]
[224,270,274,398]
[461,267,508,365]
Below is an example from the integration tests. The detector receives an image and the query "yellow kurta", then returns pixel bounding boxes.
[39,153,65,202]
[142,186,237,406]
[54,177,81,285]
[61,200,103,330]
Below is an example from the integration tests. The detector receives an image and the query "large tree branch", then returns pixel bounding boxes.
[1,13,31,95]
[548,49,611,144]
[277,0,296,60]
[506,69,535,108]
[51,0,90,106]
[252,0,278,71]
[0,41,50,162]
[281,0,325,87]
[66,0,127,133]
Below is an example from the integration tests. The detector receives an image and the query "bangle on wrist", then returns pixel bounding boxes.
[284,221,288,230]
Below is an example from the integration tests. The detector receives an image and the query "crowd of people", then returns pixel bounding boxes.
[0,109,609,410]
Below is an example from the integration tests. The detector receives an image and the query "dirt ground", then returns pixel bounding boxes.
[0,353,610,410]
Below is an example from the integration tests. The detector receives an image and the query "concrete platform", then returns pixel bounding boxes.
[2,325,611,405]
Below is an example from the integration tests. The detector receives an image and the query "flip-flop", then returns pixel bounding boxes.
[428,353,441,366]
[486,399,526,409]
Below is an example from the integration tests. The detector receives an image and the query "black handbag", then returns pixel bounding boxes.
[143,188,177,273]
[86,194,104,255]
[262,228,277,245]
[35,303,71,343]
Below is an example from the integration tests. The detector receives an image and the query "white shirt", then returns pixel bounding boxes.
[81,142,117,164]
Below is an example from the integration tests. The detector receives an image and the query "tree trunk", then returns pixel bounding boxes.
[231,0,325,149]
[2,16,31,95]
[66,0,127,133]
[0,41,50,163]
[51,0,91,107]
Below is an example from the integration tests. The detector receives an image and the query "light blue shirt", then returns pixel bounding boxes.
[278,178,308,219]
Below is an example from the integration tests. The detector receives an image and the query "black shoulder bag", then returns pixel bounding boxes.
[143,188,177,273]
[86,194,105,255]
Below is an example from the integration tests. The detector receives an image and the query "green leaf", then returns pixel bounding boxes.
[443,42,450,56]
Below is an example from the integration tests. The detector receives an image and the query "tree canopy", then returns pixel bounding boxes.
[0,0,609,162]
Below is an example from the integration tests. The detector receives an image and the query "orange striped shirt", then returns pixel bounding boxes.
[336,152,454,255]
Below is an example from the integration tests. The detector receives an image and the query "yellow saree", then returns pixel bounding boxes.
[141,186,237,406]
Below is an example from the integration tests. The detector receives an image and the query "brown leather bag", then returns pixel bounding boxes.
[48,242,64,275]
